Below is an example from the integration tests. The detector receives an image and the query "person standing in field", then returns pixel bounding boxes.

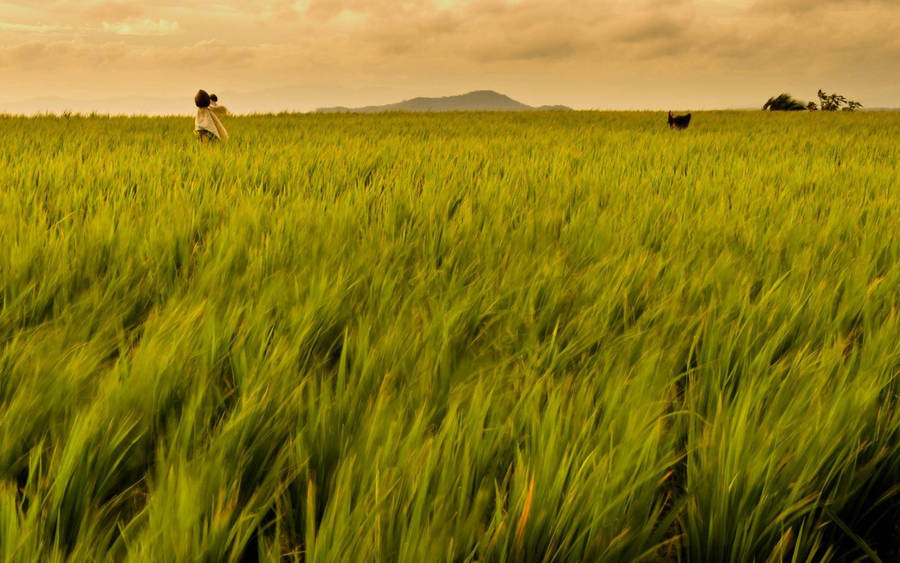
[194,89,228,143]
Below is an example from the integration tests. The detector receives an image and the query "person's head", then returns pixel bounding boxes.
[195,90,211,108]
[210,94,218,103]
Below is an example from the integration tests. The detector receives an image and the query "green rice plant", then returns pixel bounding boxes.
[0,110,898,561]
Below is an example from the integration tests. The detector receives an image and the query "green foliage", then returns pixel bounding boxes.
[817,90,863,112]
[763,94,808,111]
[1,111,900,561]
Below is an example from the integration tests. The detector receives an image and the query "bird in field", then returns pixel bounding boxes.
[668,111,691,130]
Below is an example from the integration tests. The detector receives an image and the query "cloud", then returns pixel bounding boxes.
[0,42,50,66]
[60,1,148,23]
[0,40,128,69]
[470,37,582,62]
[1,0,899,110]
[751,0,887,13]
[614,16,687,43]
[102,18,180,36]
[0,21,70,33]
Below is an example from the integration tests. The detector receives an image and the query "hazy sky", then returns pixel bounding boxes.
[1,0,898,114]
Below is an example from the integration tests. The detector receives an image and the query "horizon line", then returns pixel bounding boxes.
[4,108,900,118]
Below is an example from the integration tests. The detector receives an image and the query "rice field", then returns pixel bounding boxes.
[1,110,899,561]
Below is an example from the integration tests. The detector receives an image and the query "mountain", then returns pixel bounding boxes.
[317,90,571,113]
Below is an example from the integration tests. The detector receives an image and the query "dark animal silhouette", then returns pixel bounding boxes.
[668,111,691,130]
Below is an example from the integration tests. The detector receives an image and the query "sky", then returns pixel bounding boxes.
[1,0,898,114]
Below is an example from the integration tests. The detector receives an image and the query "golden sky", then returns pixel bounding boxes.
[1,0,898,113]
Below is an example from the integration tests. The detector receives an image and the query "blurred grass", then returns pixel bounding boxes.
[1,110,899,561]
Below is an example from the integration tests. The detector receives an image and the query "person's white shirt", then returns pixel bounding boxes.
[195,107,228,140]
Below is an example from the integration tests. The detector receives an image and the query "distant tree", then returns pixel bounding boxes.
[806,101,818,111]
[817,89,862,112]
[763,94,807,111]
[817,89,843,111]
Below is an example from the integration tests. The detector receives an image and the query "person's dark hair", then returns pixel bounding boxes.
[195,90,210,108]
[210,94,218,103]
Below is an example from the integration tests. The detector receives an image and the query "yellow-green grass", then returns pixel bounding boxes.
[1,111,899,561]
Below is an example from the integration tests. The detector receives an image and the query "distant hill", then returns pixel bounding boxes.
[317,90,572,113]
